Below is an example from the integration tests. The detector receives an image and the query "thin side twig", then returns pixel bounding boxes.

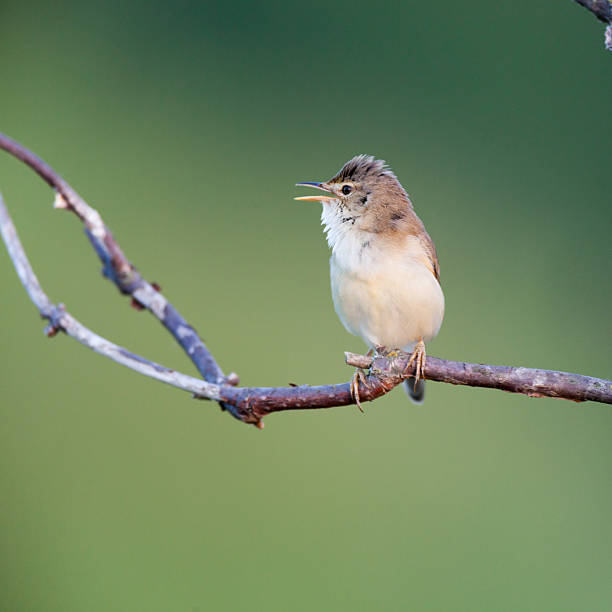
[573,0,612,24]
[0,194,221,400]
[572,0,612,50]
[0,133,243,419]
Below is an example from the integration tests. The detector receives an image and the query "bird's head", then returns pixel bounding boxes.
[295,155,418,243]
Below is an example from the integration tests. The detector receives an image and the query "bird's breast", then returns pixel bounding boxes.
[329,234,444,349]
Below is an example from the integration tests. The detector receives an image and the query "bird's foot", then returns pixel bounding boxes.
[405,340,426,390]
[372,345,397,358]
[350,368,369,413]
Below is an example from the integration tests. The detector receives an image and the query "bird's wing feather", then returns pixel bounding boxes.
[419,232,440,281]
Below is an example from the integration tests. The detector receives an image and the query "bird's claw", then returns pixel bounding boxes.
[350,368,369,413]
[406,340,426,390]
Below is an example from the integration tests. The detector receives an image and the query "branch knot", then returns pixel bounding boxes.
[43,303,66,337]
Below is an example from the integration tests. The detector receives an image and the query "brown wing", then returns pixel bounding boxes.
[419,231,440,281]
[383,193,441,281]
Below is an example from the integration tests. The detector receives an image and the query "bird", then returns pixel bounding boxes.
[295,155,444,406]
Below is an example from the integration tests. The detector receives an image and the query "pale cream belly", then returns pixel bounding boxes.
[330,256,445,350]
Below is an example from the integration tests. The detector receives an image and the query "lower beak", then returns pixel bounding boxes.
[294,182,334,203]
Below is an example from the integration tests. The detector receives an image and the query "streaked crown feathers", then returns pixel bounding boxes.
[328,154,398,185]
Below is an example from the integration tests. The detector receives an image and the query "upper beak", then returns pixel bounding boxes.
[294,182,335,202]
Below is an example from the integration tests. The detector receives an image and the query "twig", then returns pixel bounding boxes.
[572,0,612,50]
[0,133,242,419]
[573,0,612,24]
[0,195,221,399]
[1,134,611,429]
[345,353,612,404]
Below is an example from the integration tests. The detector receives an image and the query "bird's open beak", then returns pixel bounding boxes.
[294,182,335,202]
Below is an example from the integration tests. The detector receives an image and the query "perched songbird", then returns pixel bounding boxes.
[295,155,444,405]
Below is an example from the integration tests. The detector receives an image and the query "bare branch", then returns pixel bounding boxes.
[0,133,243,419]
[217,352,612,424]
[1,133,611,429]
[346,352,612,404]
[0,194,221,399]
[573,0,612,24]
[572,0,612,50]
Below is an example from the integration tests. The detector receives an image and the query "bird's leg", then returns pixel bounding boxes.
[349,347,377,412]
[405,339,426,390]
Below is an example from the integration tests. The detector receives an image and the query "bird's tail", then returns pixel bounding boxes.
[404,377,425,404]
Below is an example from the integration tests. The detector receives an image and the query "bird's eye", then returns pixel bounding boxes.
[341,185,352,195]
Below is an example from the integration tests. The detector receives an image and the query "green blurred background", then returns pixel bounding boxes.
[1,1,611,610]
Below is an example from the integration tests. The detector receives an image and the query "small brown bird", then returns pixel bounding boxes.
[295,155,444,405]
